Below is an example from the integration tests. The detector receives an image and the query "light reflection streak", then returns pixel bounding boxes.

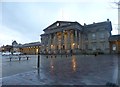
[50,58,54,71]
[72,55,77,72]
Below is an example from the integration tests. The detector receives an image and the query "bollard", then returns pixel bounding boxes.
[46,55,48,58]
[19,57,21,61]
[70,50,73,56]
[10,57,11,61]
[94,53,97,56]
[27,56,29,60]
[66,55,67,57]
[37,53,40,68]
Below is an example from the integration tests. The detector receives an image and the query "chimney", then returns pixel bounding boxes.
[84,23,86,26]
[107,19,109,21]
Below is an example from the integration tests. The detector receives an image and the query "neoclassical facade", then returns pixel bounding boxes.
[41,19,112,54]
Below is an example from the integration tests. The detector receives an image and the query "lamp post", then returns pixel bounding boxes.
[37,47,40,68]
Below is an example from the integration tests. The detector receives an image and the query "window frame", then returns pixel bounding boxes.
[92,33,96,40]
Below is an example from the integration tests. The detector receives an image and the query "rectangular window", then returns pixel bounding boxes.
[102,43,105,50]
[85,34,88,40]
[100,33,105,39]
[85,45,88,49]
[92,43,96,51]
[92,33,96,39]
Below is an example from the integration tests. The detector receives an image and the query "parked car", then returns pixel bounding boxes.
[13,52,22,55]
[2,52,11,56]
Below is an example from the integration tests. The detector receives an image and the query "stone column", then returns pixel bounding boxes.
[64,31,67,50]
[61,31,64,53]
[71,30,74,49]
[42,36,45,52]
[81,33,83,50]
[55,32,57,50]
[73,30,76,49]
[79,32,81,49]
[67,30,70,50]
[75,30,78,49]
[52,33,55,50]
[54,32,57,53]
[48,34,52,51]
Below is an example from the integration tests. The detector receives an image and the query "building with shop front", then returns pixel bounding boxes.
[40,19,113,54]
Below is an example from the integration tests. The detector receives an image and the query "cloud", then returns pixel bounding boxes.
[0,24,33,46]
[1,0,113,3]
[0,1,118,46]
[2,2,60,36]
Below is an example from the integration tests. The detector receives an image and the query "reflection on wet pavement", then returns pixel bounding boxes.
[72,55,77,72]
[2,54,119,85]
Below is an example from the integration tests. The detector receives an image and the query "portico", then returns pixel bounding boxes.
[41,21,83,54]
[41,30,82,54]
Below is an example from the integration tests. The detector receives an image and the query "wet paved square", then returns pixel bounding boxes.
[1,54,119,85]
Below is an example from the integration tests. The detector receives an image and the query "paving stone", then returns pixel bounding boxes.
[1,55,119,85]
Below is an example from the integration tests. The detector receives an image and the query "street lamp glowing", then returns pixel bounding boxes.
[72,43,75,46]
[51,45,53,47]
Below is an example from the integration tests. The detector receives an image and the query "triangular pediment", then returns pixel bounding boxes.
[43,21,78,31]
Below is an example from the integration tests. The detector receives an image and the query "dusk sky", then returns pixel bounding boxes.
[0,0,119,46]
